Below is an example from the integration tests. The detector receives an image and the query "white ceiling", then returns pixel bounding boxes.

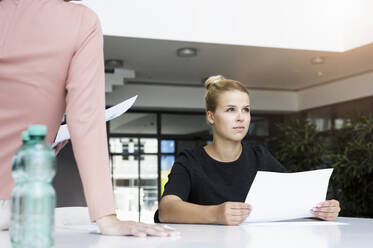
[104,36,373,91]
[84,0,373,52]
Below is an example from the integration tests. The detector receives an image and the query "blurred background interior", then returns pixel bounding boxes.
[53,0,373,222]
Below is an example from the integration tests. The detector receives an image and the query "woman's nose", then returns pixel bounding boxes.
[236,112,244,121]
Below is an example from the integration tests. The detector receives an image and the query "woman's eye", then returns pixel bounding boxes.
[243,108,250,113]
[226,108,234,112]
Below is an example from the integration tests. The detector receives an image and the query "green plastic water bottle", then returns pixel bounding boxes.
[10,131,30,247]
[23,125,56,248]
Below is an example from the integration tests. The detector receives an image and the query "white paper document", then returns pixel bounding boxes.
[244,168,333,223]
[53,95,138,147]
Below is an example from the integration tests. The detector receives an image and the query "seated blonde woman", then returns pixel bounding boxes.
[155,75,340,225]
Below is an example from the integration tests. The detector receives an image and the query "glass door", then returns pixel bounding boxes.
[109,137,159,223]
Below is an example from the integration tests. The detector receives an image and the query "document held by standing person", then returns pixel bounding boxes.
[53,95,138,147]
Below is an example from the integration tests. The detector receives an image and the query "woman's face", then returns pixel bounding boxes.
[207,90,251,143]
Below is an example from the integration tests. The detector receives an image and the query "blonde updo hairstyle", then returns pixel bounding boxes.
[204,75,249,113]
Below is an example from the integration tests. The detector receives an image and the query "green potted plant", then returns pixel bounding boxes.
[269,119,327,172]
[329,114,373,217]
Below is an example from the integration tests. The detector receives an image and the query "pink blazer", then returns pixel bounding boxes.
[0,0,115,221]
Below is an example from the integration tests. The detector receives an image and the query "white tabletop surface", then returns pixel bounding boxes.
[1,211,372,248]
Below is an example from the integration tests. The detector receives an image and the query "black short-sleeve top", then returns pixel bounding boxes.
[154,142,286,222]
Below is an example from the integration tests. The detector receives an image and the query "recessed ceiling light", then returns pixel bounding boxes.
[105,59,124,68]
[311,56,325,65]
[177,48,197,57]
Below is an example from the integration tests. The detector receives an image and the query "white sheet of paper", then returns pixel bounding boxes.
[244,168,333,223]
[53,95,137,147]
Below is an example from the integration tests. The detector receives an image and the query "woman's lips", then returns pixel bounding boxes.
[233,126,245,130]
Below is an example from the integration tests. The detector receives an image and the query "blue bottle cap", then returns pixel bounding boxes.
[28,125,47,136]
[21,131,30,141]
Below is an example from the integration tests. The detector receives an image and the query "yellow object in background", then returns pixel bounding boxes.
[160,169,171,196]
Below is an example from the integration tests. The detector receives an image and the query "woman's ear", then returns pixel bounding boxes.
[206,111,214,125]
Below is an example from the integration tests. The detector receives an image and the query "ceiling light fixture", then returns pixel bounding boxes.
[177,47,197,57]
[105,59,124,68]
[311,56,325,65]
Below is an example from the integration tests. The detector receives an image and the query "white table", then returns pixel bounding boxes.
[1,217,372,248]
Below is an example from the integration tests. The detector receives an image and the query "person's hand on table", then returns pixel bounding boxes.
[96,215,179,237]
[312,199,340,221]
[214,202,251,225]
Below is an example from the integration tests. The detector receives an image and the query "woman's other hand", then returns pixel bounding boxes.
[312,199,341,221]
[96,215,179,237]
[214,202,251,225]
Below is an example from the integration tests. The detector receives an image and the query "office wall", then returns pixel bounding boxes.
[106,71,373,113]
[106,84,298,113]
[298,71,373,110]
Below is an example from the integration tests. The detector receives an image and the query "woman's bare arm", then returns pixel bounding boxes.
[159,195,251,225]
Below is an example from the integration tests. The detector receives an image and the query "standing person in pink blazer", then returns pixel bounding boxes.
[0,0,175,237]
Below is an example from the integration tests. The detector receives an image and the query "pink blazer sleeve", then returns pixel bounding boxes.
[65,8,115,221]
